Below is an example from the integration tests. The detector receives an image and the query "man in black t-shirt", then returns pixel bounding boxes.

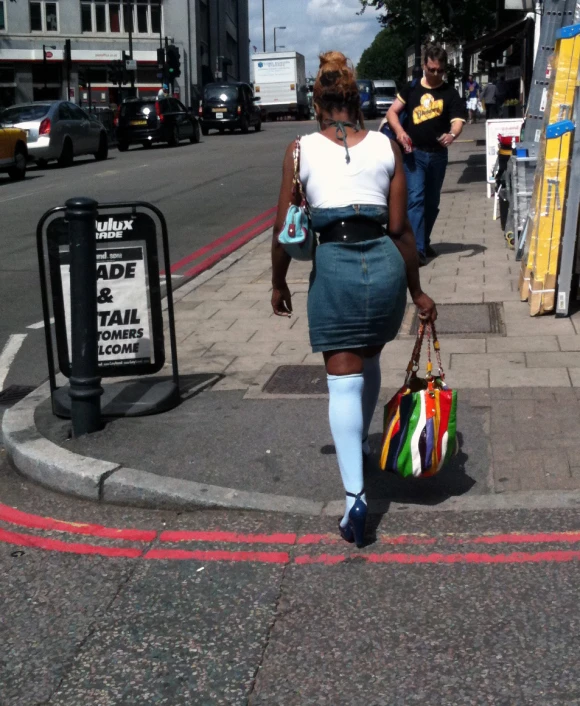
[386,45,467,263]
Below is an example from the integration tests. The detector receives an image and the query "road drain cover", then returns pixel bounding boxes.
[410,303,505,336]
[0,385,36,405]
[263,365,327,395]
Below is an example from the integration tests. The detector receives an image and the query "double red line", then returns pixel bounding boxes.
[166,206,277,280]
[3,501,580,565]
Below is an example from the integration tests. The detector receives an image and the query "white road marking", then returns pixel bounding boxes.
[27,317,54,330]
[96,170,119,177]
[0,334,27,391]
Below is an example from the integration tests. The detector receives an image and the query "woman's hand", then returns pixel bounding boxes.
[412,291,437,323]
[272,284,293,317]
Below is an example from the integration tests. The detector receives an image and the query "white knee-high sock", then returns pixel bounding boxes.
[362,353,381,455]
[327,373,366,527]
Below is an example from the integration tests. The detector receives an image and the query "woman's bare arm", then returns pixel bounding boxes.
[271,142,295,316]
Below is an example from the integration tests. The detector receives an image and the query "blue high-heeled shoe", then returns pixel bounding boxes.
[338,489,367,548]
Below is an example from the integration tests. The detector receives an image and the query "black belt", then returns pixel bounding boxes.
[318,219,386,245]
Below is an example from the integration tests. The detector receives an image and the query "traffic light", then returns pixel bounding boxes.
[157,47,165,70]
[166,44,181,79]
[108,60,127,86]
[78,69,87,88]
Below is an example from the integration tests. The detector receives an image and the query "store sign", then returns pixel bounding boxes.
[47,210,165,377]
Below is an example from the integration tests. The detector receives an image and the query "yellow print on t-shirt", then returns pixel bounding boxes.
[413,93,443,124]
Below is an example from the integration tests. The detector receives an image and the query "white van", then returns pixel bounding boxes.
[374,80,398,115]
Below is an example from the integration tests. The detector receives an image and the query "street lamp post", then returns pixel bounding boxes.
[262,0,266,52]
[274,26,286,52]
[42,44,57,95]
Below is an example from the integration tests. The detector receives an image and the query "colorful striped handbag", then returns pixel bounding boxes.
[380,323,458,478]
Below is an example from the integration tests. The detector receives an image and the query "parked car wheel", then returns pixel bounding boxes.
[57,138,74,168]
[190,122,201,144]
[201,125,209,136]
[255,119,262,132]
[94,133,108,161]
[117,141,129,152]
[8,146,27,181]
[168,126,180,147]
[241,117,250,134]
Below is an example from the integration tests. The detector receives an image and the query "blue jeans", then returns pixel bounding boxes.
[403,149,448,255]
[310,205,388,231]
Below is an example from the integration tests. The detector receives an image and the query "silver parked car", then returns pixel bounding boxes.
[0,101,108,168]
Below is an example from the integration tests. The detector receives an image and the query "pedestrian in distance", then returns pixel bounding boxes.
[465,74,480,124]
[386,44,467,265]
[495,75,508,118]
[481,80,498,120]
[271,51,437,548]
[157,84,169,100]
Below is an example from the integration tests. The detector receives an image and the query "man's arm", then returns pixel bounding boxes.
[438,88,467,147]
[386,89,412,153]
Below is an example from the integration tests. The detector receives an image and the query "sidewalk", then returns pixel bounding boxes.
[8,122,580,511]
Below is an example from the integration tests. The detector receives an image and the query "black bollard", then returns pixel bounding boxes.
[66,197,103,436]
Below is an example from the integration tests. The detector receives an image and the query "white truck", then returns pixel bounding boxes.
[251,52,309,120]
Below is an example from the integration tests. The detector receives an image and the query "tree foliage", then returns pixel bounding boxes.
[358,0,497,44]
[356,27,410,85]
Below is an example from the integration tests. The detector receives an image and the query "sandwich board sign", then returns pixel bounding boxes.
[46,209,165,377]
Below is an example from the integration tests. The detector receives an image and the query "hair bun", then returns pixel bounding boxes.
[318,51,349,72]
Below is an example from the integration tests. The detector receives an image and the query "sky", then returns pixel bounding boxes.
[247,0,384,78]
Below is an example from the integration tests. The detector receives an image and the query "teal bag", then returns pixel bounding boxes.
[278,138,316,261]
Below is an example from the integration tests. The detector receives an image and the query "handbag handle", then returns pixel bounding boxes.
[405,321,446,384]
[291,138,309,211]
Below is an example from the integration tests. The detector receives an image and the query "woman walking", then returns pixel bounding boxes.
[271,52,437,547]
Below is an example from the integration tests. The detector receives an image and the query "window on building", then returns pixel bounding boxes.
[150,2,160,33]
[0,1,6,31]
[30,0,58,31]
[80,0,161,35]
[81,3,92,31]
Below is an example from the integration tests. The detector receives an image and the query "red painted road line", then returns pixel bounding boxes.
[159,530,297,544]
[460,532,580,545]
[0,528,143,558]
[168,206,277,274]
[145,548,289,563]
[0,503,157,542]
[182,216,276,279]
[295,550,580,566]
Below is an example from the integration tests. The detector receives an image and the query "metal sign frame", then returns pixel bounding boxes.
[36,200,179,417]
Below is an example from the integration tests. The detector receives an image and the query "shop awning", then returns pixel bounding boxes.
[463,16,533,59]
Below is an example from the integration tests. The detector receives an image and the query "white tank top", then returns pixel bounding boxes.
[299,131,396,209]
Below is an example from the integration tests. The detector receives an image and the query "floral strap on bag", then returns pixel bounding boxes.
[277,137,316,261]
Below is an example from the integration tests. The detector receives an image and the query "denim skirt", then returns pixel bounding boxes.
[307,232,407,353]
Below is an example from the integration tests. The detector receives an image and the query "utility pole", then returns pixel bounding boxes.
[125,0,135,91]
[262,0,266,52]
[414,0,421,69]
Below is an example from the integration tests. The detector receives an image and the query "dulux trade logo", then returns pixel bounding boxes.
[258,62,264,68]
[96,217,134,240]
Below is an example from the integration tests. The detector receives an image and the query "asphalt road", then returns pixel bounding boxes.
[0,119,322,393]
[3,450,580,705]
